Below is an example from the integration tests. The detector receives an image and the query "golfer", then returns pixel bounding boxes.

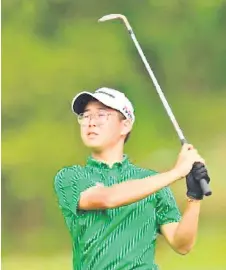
[54,87,210,270]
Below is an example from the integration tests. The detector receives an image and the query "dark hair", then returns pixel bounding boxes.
[124,132,131,144]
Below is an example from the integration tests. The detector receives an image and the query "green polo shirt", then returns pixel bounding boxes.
[54,155,181,270]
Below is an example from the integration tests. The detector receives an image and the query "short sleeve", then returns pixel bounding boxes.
[156,186,181,232]
[54,166,82,221]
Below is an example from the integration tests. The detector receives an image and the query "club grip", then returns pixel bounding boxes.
[200,178,212,196]
[193,162,212,197]
[181,140,212,197]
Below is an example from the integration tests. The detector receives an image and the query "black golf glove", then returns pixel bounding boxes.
[186,162,210,200]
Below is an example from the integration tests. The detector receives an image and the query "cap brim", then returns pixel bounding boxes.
[72,91,121,115]
[72,92,97,115]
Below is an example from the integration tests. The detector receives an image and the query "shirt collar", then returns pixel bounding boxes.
[86,154,130,170]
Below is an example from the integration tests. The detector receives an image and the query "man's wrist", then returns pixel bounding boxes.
[169,168,183,181]
[187,197,202,203]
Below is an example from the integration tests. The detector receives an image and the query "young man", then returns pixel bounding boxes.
[54,87,210,270]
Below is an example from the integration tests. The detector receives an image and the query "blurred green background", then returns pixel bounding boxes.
[2,0,226,269]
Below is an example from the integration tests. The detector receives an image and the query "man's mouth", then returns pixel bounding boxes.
[87,132,98,136]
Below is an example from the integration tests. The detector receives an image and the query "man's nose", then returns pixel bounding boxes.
[88,114,97,127]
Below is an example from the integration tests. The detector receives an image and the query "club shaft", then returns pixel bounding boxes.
[128,29,186,143]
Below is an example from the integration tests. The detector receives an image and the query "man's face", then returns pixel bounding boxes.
[79,100,131,151]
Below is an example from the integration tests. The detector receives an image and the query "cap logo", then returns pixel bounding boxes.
[123,106,133,120]
[95,90,115,98]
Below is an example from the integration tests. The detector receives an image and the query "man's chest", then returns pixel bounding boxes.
[88,167,155,186]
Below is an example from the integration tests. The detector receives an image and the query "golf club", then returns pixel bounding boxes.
[98,14,211,196]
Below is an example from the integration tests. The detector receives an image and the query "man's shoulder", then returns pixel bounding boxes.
[54,164,86,187]
[55,164,84,176]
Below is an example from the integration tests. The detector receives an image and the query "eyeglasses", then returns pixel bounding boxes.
[77,110,117,126]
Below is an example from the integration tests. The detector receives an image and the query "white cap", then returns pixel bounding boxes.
[71,87,135,123]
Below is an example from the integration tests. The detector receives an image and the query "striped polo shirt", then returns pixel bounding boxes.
[54,155,181,270]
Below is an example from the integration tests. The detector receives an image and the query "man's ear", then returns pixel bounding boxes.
[121,119,133,136]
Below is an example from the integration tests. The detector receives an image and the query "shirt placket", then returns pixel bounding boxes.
[108,168,119,186]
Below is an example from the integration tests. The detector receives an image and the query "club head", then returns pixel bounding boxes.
[98,14,125,22]
[98,14,132,31]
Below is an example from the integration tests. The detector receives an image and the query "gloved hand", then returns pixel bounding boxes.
[186,162,210,200]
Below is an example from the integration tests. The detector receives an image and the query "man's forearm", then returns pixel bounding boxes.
[173,200,201,254]
[106,169,181,208]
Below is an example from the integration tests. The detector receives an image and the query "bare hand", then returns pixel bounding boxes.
[173,144,205,179]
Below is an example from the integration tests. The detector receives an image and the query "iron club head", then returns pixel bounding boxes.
[98,14,132,31]
[98,14,126,22]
